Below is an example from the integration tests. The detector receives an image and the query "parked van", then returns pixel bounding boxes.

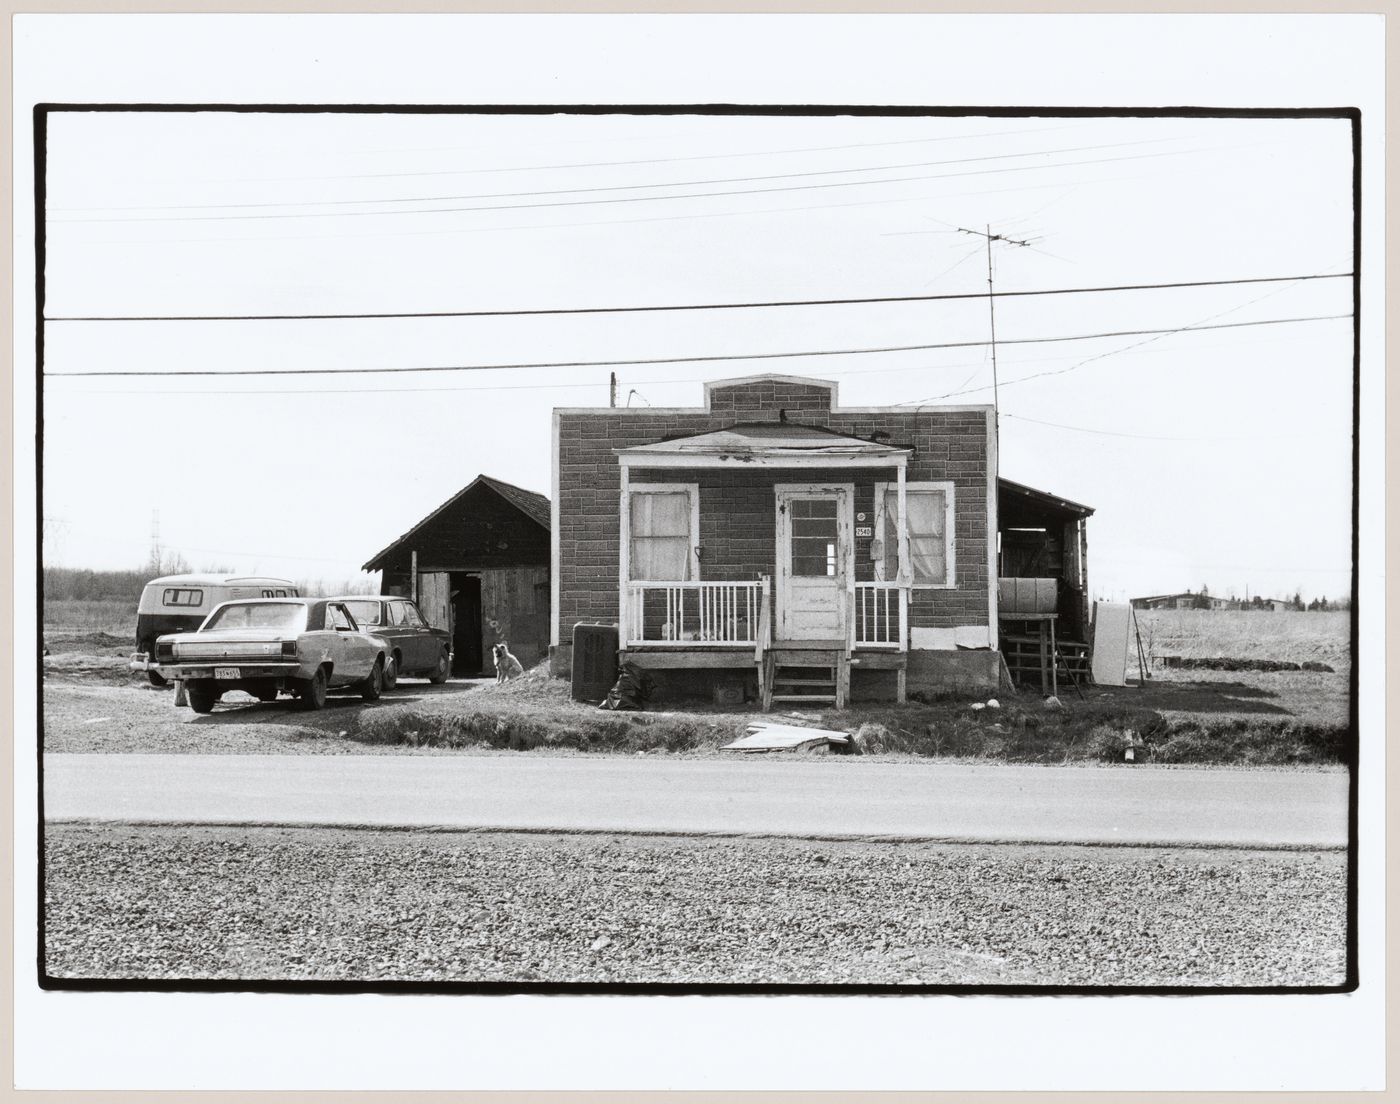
[130,574,299,685]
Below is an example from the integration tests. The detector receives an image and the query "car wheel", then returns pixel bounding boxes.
[146,670,169,688]
[383,653,399,691]
[186,680,219,714]
[428,648,451,685]
[360,659,384,702]
[298,667,328,712]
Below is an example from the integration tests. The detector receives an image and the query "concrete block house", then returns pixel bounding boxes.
[549,374,1011,707]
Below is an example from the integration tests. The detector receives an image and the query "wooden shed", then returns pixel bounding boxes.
[362,475,551,677]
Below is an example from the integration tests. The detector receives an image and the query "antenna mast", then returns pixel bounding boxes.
[955,224,1032,439]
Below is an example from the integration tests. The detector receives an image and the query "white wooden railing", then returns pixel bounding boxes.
[853,581,909,650]
[624,580,765,647]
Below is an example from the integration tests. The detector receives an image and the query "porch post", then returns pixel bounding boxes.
[618,463,631,644]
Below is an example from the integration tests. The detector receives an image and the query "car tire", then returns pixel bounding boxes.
[360,659,384,702]
[428,649,451,685]
[147,670,169,688]
[383,653,399,691]
[298,667,328,712]
[186,680,219,714]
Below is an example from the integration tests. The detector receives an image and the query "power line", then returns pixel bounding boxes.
[46,146,1205,225]
[219,123,1091,185]
[1000,412,1307,442]
[44,313,1351,379]
[50,137,1175,215]
[44,329,1319,397]
[48,169,1186,248]
[909,265,1354,404]
[43,271,1351,322]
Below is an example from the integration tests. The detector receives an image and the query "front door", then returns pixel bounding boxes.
[775,485,852,641]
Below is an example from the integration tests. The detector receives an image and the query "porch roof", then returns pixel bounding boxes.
[616,423,911,469]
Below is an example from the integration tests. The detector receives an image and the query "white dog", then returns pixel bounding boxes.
[492,642,524,683]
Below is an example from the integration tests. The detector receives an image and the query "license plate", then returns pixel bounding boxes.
[214,667,241,680]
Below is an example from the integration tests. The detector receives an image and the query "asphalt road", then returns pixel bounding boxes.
[43,753,1348,848]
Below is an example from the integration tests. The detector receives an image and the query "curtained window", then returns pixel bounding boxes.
[877,483,954,586]
[629,487,697,581]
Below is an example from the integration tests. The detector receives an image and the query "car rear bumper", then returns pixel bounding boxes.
[158,661,303,681]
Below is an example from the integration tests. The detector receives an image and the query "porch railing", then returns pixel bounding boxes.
[624,580,765,647]
[852,581,909,650]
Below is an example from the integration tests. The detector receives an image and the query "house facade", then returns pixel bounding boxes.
[549,374,1001,705]
[363,475,551,676]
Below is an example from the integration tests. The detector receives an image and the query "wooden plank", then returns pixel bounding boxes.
[620,650,757,669]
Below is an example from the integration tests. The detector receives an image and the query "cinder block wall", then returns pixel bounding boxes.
[555,379,991,644]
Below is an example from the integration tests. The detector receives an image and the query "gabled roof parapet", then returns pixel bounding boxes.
[703,373,838,410]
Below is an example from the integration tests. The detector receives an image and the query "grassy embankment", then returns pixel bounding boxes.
[350,663,1348,767]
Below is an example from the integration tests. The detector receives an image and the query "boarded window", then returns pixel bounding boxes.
[881,487,952,585]
[629,489,695,581]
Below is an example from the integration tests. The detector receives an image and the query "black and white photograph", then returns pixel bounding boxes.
[13,12,1385,1094]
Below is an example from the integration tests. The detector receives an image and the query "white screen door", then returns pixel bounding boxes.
[775,486,851,641]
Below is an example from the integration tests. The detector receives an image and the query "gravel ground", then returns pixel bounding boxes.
[44,824,1347,987]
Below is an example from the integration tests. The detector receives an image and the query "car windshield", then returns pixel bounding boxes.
[342,600,382,627]
[203,603,307,631]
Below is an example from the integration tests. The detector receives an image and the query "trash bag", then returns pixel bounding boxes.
[598,661,655,711]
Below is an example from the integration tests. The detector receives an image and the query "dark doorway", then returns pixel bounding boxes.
[452,575,483,675]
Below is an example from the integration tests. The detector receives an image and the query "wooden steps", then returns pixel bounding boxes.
[762,646,848,710]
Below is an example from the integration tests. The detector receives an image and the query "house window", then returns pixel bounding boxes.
[628,485,699,582]
[874,481,955,587]
[789,498,839,577]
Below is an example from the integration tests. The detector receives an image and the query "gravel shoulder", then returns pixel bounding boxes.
[44,823,1347,987]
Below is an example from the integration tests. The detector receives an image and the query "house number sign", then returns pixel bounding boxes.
[855,526,873,538]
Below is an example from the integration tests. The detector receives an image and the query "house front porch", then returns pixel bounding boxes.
[615,424,927,708]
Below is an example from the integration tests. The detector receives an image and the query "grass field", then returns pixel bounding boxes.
[44,598,135,636]
[1133,610,1351,674]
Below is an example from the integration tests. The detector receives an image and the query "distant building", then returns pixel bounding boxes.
[1132,590,1239,611]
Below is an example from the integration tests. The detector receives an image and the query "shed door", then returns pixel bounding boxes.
[775,486,851,641]
[417,572,452,634]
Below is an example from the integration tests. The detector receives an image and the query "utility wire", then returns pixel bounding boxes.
[1000,412,1307,442]
[46,146,1205,225]
[50,137,1176,215]
[43,271,1351,322]
[45,313,1351,379]
[907,262,1354,405]
[222,123,1090,185]
[55,333,1295,397]
[50,170,1181,247]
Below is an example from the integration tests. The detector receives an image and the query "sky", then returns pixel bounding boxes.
[39,110,1355,602]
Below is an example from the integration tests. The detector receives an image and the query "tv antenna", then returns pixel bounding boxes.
[955,224,1032,438]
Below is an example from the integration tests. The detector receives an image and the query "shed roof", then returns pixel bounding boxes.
[998,477,1095,518]
[361,474,550,572]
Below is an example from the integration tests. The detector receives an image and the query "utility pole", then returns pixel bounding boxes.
[609,371,617,408]
[955,224,1032,440]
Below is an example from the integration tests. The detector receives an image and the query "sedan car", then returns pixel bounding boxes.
[327,595,452,689]
[154,598,391,713]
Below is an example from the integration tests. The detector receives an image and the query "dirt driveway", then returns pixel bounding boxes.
[42,660,494,755]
